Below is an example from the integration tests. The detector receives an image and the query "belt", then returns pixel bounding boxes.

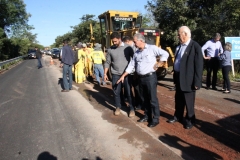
[138,72,154,78]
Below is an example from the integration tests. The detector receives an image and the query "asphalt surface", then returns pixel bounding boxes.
[0,57,182,160]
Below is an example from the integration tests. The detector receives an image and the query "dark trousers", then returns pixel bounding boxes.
[63,64,73,90]
[37,58,42,68]
[222,65,231,91]
[139,72,160,123]
[123,74,142,108]
[174,73,196,122]
[112,74,134,110]
[206,57,219,88]
[132,75,142,108]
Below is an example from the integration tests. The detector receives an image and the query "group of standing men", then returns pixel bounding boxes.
[60,41,106,92]
[59,25,229,130]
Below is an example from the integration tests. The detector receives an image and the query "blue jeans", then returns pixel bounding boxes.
[112,74,133,110]
[94,64,105,85]
[37,58,42,68]
[63,64,73,90]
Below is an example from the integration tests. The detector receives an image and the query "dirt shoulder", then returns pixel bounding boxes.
[73,73,240,160]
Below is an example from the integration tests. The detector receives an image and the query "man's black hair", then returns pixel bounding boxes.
[122,36,133,42]
[110,32,121,39]
[63,40,69,44]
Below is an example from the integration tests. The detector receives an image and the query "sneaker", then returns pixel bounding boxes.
[114,108,121,116]
[129,110,135,117]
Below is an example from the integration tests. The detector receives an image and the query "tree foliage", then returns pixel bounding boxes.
[146,0,240,48]
[53,14,101,48]
[0,0,40,60]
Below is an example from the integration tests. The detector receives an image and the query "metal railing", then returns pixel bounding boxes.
[0,55,27,68]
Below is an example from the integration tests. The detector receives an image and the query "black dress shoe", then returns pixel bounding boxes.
[169,87,176,91]
[147,122,159,128]
[137,117,148,122]
[135,105,142,110]
[184,122,193,129]
[167,118,178,123]
[167,116,182,123]
[212,87,218,90]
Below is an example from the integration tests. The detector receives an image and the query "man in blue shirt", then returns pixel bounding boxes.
[117,33,169,128]
[202,33,223,90]
[60,40,74,92]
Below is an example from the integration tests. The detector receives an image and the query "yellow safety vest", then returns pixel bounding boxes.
[90,50,106,64]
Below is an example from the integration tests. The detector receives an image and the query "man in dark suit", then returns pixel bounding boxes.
[35,47,43,69]
[167,26,203,129]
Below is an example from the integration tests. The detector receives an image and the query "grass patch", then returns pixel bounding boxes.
[203,69,240,82]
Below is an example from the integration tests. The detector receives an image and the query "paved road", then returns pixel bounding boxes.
[0,57,181,160]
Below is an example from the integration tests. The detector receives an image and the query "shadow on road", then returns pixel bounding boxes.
[194,117,240,152]
[79,81,145,119]
[37,151,57,160]
[82,157,102,160]
[58,78,64,90]
[224,97,240,104]
[159,134,222,160]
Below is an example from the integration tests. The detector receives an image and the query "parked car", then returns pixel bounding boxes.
[28,49,36,59]
[51,48,60,58]
[46,50,51,55]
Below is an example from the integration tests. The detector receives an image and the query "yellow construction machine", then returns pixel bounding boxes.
[98,10,174,80]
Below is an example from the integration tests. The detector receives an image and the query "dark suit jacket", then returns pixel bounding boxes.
[173,40,203,92]
[36,49,42,59]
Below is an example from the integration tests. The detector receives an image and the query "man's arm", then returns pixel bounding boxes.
[201,41,211,59]
[194,43,204,89]
[154,47,169,68]
[101,51,106,61]
[219,42,224,54]
[103,49,111,81]
[117,71,129,84]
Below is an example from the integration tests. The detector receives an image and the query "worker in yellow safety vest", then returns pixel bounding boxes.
[90,43,106,85]
[75,43,86,83]
[83,43,93,81]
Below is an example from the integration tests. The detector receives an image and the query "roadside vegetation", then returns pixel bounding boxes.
[0,0,239,75]
[0,0,43,62]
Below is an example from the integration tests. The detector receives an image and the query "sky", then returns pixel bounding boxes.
[23,0,149,47]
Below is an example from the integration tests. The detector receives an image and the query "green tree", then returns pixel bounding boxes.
[0,0,35,60]
[146,0,240,48]
[53,14,102,47]
[0,0,30,33]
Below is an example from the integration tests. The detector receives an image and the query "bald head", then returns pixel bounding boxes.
[178,26,191,44]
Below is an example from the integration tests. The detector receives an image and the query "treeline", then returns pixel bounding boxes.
[145,0,240,72]
[51,14,154,48]
[0,0,43,61]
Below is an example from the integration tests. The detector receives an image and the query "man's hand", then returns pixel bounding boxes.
[60,63,63,68]
[104,74,108,81]
[153,61,166,70]
[203,56,211,60]
[117,76,125,84]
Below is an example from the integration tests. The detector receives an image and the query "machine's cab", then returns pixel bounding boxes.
[98,10,141,49]
[98,10,172,80]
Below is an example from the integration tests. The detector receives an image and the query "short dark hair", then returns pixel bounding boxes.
[213,33,221,39]
[122,36,133,42]
[63,40,69,44]
[110,32,121,39]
